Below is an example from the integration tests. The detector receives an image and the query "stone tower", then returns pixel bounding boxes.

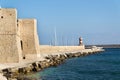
[18,19,40,60]
[0,8,22,63]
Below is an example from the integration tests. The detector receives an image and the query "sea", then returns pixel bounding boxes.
[24,48,120,80]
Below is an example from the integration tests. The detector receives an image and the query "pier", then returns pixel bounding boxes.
[0,48,104,80]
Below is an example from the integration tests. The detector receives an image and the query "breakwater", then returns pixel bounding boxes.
[0,49,104,80]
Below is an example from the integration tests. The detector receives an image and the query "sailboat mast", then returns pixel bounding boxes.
[54,27,57,46]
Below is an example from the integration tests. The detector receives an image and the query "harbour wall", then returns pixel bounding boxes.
[39,45,85,54]
[0,48,104,80]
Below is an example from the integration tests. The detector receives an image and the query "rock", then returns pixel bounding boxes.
[0,74,7,80]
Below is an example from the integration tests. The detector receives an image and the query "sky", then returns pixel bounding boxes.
[1,0,120,45]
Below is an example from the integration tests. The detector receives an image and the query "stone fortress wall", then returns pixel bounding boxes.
[0,8,85,63]
[18,19,40,60]
[40,46,85,54]
[0,8,22,63]
[0,8,40,63]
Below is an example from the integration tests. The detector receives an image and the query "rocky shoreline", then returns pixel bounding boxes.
[0,49,104,80]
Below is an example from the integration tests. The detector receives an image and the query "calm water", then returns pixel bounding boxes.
[26,48,120,80]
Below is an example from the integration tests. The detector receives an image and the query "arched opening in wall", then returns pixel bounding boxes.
[20,40,26,59]
[20,40,23,50]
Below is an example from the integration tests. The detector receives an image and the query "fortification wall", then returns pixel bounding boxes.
[40,45,85,54]
[18,19,40,60]
[0,8,17,34]
[0,8,85,63]
[0,8,22,63]
[0,35,22,63]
